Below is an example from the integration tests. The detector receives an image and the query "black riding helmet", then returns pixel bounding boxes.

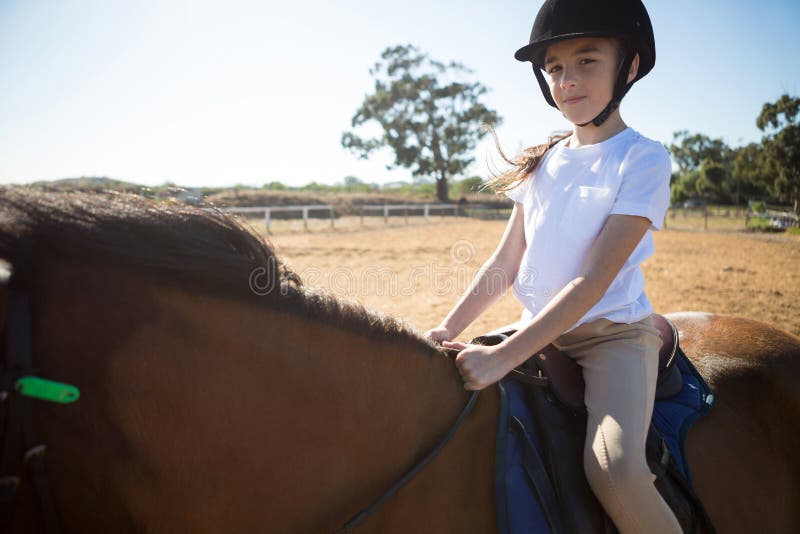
[514,0,656,127]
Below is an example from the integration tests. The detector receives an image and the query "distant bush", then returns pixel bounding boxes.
[262,181,288,191]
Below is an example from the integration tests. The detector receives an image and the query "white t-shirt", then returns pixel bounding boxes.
[504,127,671,333]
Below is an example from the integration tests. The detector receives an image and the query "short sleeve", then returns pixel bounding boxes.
[503,177,532,203]
[610,142,672,230]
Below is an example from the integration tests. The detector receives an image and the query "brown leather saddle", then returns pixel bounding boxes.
[474,314,682,412]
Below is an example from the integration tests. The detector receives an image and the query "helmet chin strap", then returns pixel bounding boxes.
[573,52,636,128]
[574,99,620,127]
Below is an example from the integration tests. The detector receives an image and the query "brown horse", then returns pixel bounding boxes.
[0,186,798,533]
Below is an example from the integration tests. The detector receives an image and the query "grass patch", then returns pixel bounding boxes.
[746,217,786,233]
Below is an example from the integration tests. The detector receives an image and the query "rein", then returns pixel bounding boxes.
[335,352,480,533]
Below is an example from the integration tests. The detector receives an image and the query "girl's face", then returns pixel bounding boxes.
[543,37,638,125]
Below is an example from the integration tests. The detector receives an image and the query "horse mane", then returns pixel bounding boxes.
[0,185,438,353]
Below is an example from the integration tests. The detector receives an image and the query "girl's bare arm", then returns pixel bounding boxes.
[428,202,526,340]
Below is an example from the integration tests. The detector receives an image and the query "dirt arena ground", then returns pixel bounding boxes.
[241,215,800,341]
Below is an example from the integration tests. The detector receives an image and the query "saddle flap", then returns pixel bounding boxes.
[525,346,585,412]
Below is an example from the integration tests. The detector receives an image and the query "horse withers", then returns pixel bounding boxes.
[0,186,798,533]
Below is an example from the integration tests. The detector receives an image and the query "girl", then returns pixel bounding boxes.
[425,0,680,532]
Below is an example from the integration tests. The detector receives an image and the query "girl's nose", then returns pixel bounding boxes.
[559,65,578,89]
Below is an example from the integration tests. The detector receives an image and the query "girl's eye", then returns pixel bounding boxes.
[547,59,594,74]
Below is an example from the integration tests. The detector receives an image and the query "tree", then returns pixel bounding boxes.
[342,45,502,202]
[668,131,734,175]
[756,94,800,216]
[668,132,735,205]
[670,169,700,205]
[696,158,730,204]
[667,131,776,206]
[731,143,773,205]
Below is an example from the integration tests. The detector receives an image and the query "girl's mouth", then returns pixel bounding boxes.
[564,96,586,105]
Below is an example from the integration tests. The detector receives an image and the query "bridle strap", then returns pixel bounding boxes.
[335,390,480,533]
[1,285,61,533]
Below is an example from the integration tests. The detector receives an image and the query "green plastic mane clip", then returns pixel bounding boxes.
[15,377,80,404]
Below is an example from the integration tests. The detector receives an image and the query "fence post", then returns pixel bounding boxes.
[330,207,334,229]
[303,207,309,232]
[424,204,429,222]
[384,204,389,224]
[360,205,364,226]
[264,208,271,235]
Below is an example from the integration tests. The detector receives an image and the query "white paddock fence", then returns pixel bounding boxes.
[222,203,461,234]
[357,203,460,225]
[224,205,334,234]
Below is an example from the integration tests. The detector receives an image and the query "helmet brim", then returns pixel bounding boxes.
[514,31,632,68]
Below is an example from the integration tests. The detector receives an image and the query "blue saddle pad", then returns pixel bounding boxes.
[495,349,713,534]
[651,348,714,481]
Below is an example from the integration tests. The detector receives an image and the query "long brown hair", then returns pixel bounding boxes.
[483,126,572,194]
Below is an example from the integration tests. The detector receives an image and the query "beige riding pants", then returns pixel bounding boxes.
[552,315,681,534]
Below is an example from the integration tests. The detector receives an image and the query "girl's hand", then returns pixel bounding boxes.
[441,341,518,391]
[424,325,455,344]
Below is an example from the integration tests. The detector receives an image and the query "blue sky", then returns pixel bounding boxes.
[1,0,798,188]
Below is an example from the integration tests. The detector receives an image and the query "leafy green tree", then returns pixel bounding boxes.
[668,131,734,175]
[667,131,774,206]
[670,169,700,205]
[342,44,502,202]
[731,143,773,205]
[668,131,738,205]
[756,94,800,215]
[696,159,730,204]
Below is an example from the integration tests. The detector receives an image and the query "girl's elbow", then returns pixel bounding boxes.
[481,262,515,291]
[488,255,519,282]
[492,245,524,273]
[573,273,611,301]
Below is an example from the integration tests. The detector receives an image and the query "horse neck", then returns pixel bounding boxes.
[33,264,476,531]
[198,291,483,530]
